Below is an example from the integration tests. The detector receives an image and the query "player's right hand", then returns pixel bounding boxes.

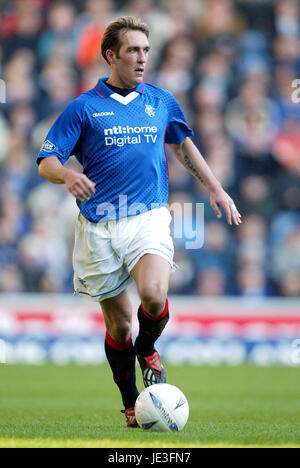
[63,170,96,202]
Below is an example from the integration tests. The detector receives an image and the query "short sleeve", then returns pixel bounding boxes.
[37,98,84,166]
[164,91,194,144]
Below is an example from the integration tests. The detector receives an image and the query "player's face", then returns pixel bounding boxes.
[110,30,150,88]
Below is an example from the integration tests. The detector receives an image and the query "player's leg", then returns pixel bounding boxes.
[131,253,170,318]
[101,290,139,426]
[130,254,171,386]
[101,289,132,344]
[73,214,139,426]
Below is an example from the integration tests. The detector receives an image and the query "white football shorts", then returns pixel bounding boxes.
[73,207,174,302]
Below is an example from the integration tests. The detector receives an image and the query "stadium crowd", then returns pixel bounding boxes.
[0,0,300,298]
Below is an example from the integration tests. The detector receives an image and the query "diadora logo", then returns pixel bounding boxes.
[145,105,155,117]
[92,111,114,117]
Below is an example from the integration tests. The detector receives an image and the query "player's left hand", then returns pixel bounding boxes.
[209,187,242,226]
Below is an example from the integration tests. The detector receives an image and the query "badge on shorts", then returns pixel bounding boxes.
[78,278,87,288]
[41,140,56,152]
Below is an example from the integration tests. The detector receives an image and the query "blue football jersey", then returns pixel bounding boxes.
[37,77,194,222]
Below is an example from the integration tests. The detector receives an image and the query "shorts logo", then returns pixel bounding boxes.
[78,278,87,288]
[41,140,56,152]
[145,105,155,117]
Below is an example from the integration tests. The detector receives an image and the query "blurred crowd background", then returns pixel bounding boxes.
[0,0,300,298]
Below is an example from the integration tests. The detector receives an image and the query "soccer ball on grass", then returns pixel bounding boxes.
[134,383,189,432]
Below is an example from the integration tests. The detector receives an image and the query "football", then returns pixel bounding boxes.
[134,383,189,432]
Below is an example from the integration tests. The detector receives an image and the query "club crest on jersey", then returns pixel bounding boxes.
[41,140,56,152]
[145,105,155,117]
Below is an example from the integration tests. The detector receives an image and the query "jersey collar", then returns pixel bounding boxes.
[95,77,144,98]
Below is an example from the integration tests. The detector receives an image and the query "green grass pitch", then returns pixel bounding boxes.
[0,363,299,448]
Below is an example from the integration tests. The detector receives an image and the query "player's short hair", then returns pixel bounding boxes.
[101,16,150,64]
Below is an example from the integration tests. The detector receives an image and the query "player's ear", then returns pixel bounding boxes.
[106,49,116,65]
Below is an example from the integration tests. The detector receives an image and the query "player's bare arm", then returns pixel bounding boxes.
[39,156,96,202]
[168,137,242,226]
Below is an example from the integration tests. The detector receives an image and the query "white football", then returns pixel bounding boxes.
[134,383,189,432]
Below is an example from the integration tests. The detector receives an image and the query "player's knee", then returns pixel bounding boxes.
[140,285,167,318]
[105,312,132,345]
[107,320,131,345]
